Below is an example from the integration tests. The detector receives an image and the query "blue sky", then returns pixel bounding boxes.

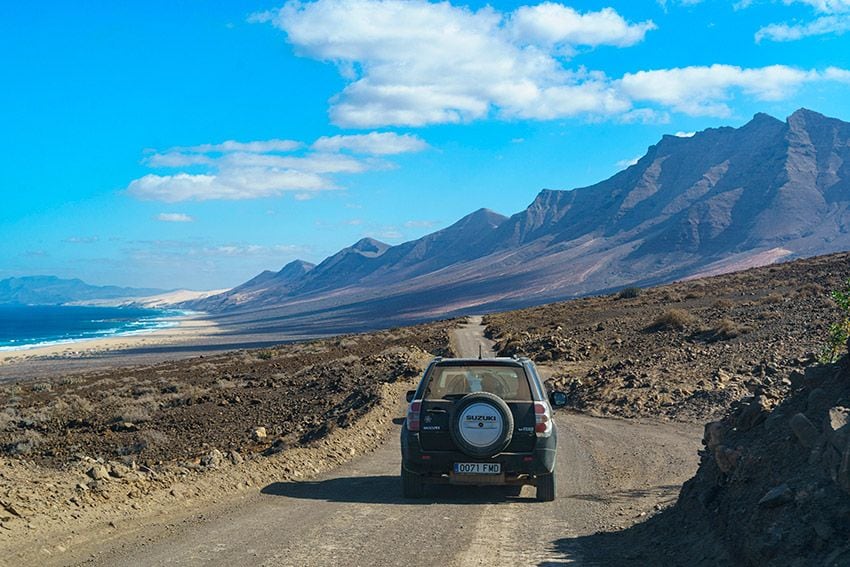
[2,0,849,290]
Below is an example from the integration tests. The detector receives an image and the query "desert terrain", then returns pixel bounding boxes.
[0,251,849,565]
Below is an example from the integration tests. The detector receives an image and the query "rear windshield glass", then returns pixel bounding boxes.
[423,365,532,401]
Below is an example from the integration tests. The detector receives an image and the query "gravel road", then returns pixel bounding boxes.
[76,317,702,567]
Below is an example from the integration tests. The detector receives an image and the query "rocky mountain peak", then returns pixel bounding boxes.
[349,238,390,257]
[276,259,315,279]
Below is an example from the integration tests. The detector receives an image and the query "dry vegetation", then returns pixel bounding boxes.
[0,320,455,469]
[485,251,850,421]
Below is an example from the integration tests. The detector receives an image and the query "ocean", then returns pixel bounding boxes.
[0,305,183,350]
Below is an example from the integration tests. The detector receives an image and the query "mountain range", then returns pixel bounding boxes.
[183,108,848,333]
[0,276,164,305]
[10,109,846,331]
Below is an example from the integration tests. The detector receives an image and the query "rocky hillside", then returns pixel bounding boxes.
[485,250,850,422]
[189,108,850,337]
[564,355,850,566]
[0,320,454,470]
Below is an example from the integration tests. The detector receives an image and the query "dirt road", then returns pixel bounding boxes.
[70,318,702,566]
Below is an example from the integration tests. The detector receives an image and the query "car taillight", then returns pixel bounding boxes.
[407,400,422,432]
[534,402,552,436]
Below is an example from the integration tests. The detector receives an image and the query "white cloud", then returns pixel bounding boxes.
[254,0,848,126]
[658,0,705,9]
[127,132,427,202]
[674,131,696,137]
[260,0,653,127]
[755,15,850,41]
[156,213,195,223]
[509,4,656,49]
[619,64,829,116]
[616,155,642,169]
[128,170,329,202]
[175,139,303,154]
[749,0,850,42]
[786,0,850,13]
[313,132,428,154]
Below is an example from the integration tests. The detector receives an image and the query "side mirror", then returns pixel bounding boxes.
[549,391,568,408]
[405,390,416,403]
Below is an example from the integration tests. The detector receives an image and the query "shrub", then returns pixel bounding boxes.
[820,278,850,363]
[617,286,642,300]
[699,318,749,342]
[647,309,697,331]
[761,292,784,305]
[713,299,734,309]
[798,283,826,298]
[256,350,273,360]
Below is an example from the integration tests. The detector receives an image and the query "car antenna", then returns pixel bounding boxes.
[478,344,483,360]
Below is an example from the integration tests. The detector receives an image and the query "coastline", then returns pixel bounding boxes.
[0,312,220,366]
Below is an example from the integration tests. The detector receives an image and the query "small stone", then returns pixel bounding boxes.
[703,421,725,450]
[110,422,138,433]
[252,427,267,442]
[827,407,850,432]
[109,462,131,479]
[736,397,768,431]
[714,445,741,474]
[86,465,109,481]
[263,439,287,456]
[789,413,820,449]
[201,449,223,469]
[0,500,23,518]
[228,450,244,465]
[758,484,793,508]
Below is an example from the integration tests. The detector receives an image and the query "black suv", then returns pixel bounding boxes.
[400,356,567,501]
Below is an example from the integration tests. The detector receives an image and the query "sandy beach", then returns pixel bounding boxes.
[0,313,220,365]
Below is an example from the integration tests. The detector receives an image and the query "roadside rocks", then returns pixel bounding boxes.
[714,446,741,474]
[790,413,820,449]
[200,449,223,469]
[736,396,770,431]
[758,484,793,508]
[86,465,109,481]
[662,356,850,565]
[110,422,138,433]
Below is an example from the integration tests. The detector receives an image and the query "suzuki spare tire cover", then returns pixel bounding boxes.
[450,392,514,458]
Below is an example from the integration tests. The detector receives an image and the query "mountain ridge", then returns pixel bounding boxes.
[187,108,850,334]
[0,276,165,306]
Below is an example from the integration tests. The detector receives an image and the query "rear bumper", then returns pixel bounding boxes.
[401,430,556,479]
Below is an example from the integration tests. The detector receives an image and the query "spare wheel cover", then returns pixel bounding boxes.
[451,392,513,458]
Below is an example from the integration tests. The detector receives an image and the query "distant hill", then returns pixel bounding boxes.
[0,276,165,305]
[187,108,850,334]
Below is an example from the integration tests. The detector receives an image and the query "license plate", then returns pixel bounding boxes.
[453,462,501,474]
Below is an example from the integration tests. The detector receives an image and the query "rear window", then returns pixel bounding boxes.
[423,365,532,401]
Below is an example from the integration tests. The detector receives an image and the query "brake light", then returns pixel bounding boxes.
[407,400,422,432]
[534,402,552,436]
